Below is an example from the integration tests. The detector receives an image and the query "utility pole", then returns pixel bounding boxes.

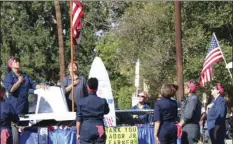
[55,0,65,82]
[174,1,183,101]
[0,1,2,84]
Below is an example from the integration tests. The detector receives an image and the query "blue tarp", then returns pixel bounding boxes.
[49,129,77,144]
[19,128,38,144]
[19,126,181,144]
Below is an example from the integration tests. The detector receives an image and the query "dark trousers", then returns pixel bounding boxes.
[209,128,225,144]
[80,138,105,144]
[6,96,29,126]
[66,98,77,111]
[158,122,177,144]
[80,120,105,144]
[181,124,200,144]
[6,96,28,114]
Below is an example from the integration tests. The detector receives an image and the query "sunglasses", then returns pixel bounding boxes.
[138,95,145,98]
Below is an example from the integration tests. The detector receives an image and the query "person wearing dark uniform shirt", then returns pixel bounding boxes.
[131,91,151,124]
[178,81,201,144]
[207,83,227,144]
[76,77,109,144]
[154,84,178,144]
[62,61,88,111]
[3,57,48,115]
[0,87,19,144]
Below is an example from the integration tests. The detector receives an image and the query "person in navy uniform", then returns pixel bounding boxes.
[178,80,201,144]
[131,91,151,124]
[207,83,227,144]
[61,61,88,111]
[0,86,19,144]
[3,57,48,115]
[154,84,178,144]
[76,77,109,144]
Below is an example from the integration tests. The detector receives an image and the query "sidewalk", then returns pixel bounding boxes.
[198,139,232,144]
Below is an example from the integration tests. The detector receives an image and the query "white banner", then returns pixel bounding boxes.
[89,57,116,127]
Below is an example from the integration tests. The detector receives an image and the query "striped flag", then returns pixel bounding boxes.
[199,33,224,87]
[104,117,114,126]
[72,1,84,45]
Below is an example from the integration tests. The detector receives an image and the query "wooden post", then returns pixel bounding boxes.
[175,1,183,101]
[55,0,65,83]
[0,2,2,83]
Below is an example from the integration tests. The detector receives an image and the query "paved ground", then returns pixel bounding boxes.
[198,139,232,144]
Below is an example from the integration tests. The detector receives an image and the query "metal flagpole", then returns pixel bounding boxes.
[70,0,75,112]
[213,33,233,82]
[135,59,140,97]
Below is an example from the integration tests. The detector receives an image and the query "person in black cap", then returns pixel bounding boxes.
[76,77,109,144]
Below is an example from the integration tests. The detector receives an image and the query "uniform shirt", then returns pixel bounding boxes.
[76,92,110,122]
[154,97,178,123]
[62,76,88,106]
[180,95,201,124]
[207,96,227,130]
[0,101,19,126]
[131,104,151,110]
[131,104,151,124]
[3,71,37,100]
[3,71,37,114]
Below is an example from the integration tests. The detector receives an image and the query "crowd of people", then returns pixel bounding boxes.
[0,56,230,144]
[0,57,91,143]
[152,81,227,144]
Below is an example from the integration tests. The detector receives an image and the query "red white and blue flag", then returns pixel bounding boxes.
[72,1,84,45]
[199,33,224,87]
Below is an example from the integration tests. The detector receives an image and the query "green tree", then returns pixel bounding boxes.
[0,2,59,82]
[96,2,233,108]
[0,1,111,84]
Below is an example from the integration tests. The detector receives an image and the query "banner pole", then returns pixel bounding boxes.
[70,0,75,112]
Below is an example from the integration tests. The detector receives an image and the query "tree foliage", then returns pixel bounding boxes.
[97,2,233,109]
[0,2,232,109]
[0,1,110,83]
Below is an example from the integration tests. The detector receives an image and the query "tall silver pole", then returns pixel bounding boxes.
[135,59,140,97]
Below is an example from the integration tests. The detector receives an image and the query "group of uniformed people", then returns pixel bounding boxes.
[0,57,110,144]
[153,81,227,144]
[0,56,229,144]
[0,57,49,143]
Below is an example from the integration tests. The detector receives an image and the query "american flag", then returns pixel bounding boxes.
[72,1,84,45]
[199,33,224,87]
[104,117,114,126]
